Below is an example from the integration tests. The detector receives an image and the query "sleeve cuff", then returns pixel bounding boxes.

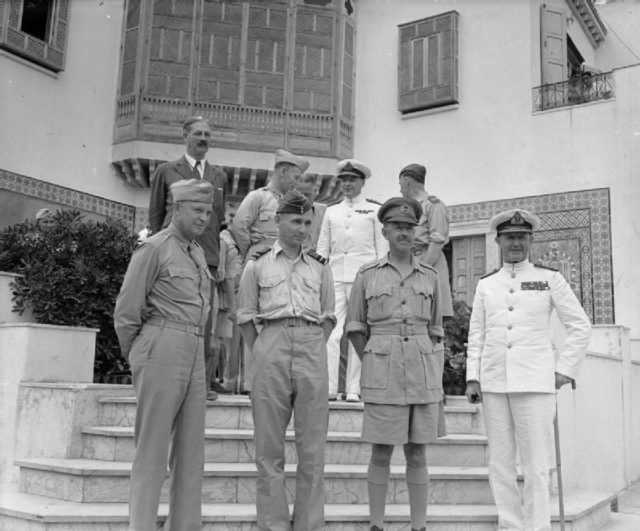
[345,321,368,334]
[428,325,444,338]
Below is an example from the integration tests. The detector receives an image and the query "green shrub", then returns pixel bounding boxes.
[0,210,138,381]
[443,299,472,395]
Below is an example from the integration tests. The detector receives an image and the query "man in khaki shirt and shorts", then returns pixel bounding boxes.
[347,196,446,531]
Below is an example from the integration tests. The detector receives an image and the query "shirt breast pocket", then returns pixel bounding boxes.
[258,274,288,310]
[365,285,394,321]
[410,284,433,319]
[259,210,275,222]
[167,266,198,291]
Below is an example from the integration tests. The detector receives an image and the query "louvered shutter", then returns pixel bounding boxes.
[398,10,458,113]
[0,0,69,72]
[540,3,567,84]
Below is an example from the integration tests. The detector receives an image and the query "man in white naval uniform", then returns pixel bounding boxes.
[465,209,591,531]
[317,160,388,401]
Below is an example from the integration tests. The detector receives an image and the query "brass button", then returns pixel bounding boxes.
[400,281,405,287]
[511,273,516,279]
[507,343,512,348]
[508,306,514,311]
[507,324,513,330]
[403,337,409,342]
[509,288,515,294]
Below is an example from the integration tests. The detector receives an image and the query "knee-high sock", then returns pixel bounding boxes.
[406,465,429,530]
[367,462,390,527]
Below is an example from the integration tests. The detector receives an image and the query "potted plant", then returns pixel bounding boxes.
[443,299,472,395]
[0,210,137,383]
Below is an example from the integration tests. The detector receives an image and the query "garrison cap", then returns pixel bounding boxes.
[377,196,423,225]
[399,163,426,184]
[490,209,541,234]
[336,159,371,180]
[275,149,309,172]
[276,189,314,215]
[170,179,215,203]
[35,208,52,221]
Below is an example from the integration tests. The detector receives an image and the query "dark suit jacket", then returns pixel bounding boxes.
[148,155,227,268]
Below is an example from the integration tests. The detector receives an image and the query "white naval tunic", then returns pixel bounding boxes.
[466,260,591,393]
[316,195,388,282]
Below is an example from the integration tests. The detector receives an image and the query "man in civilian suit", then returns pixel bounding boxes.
[148,116,228,400]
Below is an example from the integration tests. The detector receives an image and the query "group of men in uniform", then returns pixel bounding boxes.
[114,115,592,531]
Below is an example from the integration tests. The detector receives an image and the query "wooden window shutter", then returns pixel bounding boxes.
[0,0,70,72]
[398,10,458,113]
[540,3,567,85]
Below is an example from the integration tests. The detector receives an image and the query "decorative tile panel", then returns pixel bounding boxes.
[450,188,613,324]
[1,169,137,230]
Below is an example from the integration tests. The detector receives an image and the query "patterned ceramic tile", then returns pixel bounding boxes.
[0,169,136,230]
[450,188,613,324]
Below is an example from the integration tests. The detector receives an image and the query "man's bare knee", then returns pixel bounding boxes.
[403,442,426,468]
[371,443,394,467]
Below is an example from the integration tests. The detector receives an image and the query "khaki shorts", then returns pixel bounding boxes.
[362,401,446,445]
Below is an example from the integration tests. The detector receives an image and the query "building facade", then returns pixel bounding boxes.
[1,0,638,341]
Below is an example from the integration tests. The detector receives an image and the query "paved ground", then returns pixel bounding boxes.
[601,480,640,530]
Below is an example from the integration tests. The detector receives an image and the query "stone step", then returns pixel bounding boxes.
[16,457,505,505]
[0,491,615,531]
[81,426,488,467]
[96,394,484,435]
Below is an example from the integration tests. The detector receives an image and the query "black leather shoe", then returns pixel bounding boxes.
[370,526,383,531]
[411,528,426,531]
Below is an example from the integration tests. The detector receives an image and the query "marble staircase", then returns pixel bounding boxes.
[0,394,615,530]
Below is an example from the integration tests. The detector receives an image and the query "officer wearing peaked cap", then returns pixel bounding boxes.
[115,178,215,531]
[317,159,387,402]
[237,187,335,531]
[230,149,310,393]
[346,196,445,531]
[399,163,453,318]
[465,208,591,531]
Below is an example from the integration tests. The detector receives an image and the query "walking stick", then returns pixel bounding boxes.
[554,380,576,531]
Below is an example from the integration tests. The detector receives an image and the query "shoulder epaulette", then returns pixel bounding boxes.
[366,198,382,206]
[249,247,271,261]
[306,250,327,265]
[427,194,441,204]
[481,268,499,279]
[418,260,438,274]
[534,264,558,272]
[358,259,379,274]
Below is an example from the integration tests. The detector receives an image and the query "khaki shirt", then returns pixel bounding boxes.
[230,186,282,257]
[346,255,444,405]
[237,241,336,326]
[114,224,211,358]
[412,194,450,250]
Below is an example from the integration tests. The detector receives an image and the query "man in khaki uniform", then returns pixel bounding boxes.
[231,149,309,393]
[114,179,214,531]
[399,163,453,318]
[237,190,335,531]
[346,197,445,531]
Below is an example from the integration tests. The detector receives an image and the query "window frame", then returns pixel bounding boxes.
[398,10,459,114]
[0,0,69,73]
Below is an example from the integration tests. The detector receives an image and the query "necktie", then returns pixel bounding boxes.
[193,160,202,179]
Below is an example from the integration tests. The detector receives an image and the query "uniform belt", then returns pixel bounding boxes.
[369,323,429,336]
[145,317,205,336]
[263,317,319,328]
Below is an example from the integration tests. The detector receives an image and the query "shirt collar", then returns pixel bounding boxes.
[375,253,423,271]
[184,153,205,170]
[502,259,532,273]
[168,223,192,252]
[273,240,307,263]
[343,194,364,206]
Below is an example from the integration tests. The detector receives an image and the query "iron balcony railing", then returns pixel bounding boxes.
[532,71,614,112]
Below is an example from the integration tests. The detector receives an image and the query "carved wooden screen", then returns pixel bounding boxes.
[293,7,334,113]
